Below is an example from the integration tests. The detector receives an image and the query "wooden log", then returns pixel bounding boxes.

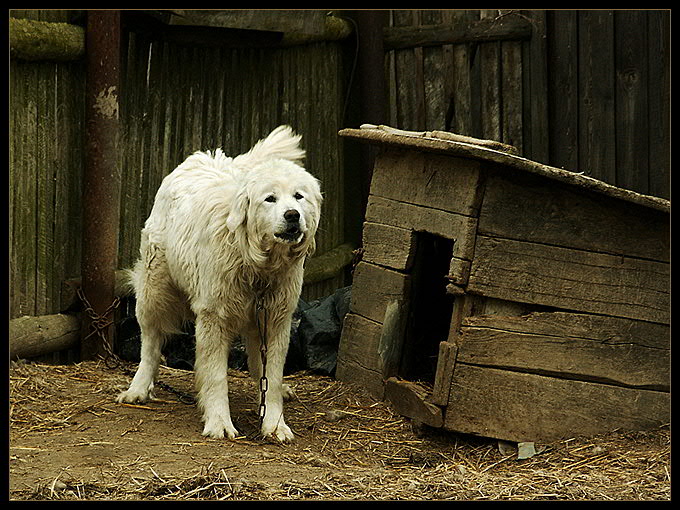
[303,243,355,284]
[10,18,85,61]
[383,14,533,50]
[467,235,670,324]
[10,314,80,360]
[446,364,669,443]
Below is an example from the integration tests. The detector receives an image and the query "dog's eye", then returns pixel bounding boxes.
[294,192,304,200]
[264,195,277,203]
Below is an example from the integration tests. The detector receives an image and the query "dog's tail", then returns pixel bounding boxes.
[233,125,305,169]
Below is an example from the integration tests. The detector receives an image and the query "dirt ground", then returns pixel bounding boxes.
[9,359,670,501]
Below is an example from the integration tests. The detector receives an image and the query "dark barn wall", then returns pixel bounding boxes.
[9,9,670,320]
[10,10,349,320]
[385,9,670,199]
[118,32,347,301]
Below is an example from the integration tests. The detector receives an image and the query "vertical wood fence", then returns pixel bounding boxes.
[10,9,670,325]
[10,10,86,319]
[10,11,348,321]
[118,32,346,302]
[385,9,670,199]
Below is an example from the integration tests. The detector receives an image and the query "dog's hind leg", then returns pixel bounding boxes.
[117,244,181,404]
[194,311,240,439]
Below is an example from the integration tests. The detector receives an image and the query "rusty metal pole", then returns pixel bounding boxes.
[80,10,121,360]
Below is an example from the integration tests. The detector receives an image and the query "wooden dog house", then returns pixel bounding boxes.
[337,125,670,444]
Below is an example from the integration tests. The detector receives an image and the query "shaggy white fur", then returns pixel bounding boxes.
[116,126,322,442]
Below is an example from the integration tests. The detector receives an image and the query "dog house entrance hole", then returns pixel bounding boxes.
[399,232,455,384]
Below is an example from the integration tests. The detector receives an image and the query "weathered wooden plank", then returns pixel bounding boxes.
[547,10,578,171]
[614,10,649,195]
[578,10,616,185]
[522,10,549,164]
[384,377,443,427]
[392,10,423,130]
[365,195,478,277]
[15,61,39,317]
[336,312,383,374]
[336,312,385,398]
[371,150,484,216]
[478,170,670,262]
[421,10,447,130]
[647,11,670,200]
[378,299,409,379]
[340,126,669,213]
[449,11,478,136]
[9,60,21,317]
[479,11,501,142]
[349,261,410,324]
[361,222,415,271]
[35,61,58,315]
[430,340,458,406]
[445,364,670,443]
[467,236,669,324]
[458,312,669,390]
[501,39,522,150]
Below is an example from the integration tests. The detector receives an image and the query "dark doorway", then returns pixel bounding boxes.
[399,232,455,384]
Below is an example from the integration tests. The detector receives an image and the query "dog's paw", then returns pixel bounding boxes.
[202,415,239,440]
[116,387,153,404]
[262,420,294,443]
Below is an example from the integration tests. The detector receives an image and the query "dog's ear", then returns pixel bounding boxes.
[226,189,249,232]
[303,182,323,257]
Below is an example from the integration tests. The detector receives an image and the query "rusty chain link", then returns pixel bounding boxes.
[77,286,121,368]
[255,293,269,428]
[78,287,195,405]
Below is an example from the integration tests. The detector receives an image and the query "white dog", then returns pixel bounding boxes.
[117,126,322,442]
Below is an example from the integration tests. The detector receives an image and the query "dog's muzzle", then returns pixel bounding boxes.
[275,209,303,243]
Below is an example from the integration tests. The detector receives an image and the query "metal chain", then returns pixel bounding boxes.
[255,293,269,427]
[79,288,196,405]
[77,286,121,368]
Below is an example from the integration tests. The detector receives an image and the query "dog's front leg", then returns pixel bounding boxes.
[257,320,295,443]
[194,311,239,440]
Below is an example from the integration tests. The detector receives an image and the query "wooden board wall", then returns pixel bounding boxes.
[119,33,347,301]
[10,11,85,318]
[446,161,670,442]
[10,13,349,320]
[385,9,670,199]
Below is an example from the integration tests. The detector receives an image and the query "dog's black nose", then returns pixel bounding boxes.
[284,209,300,223]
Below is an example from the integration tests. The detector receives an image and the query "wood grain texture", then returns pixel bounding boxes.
[458,312,669,390]
[446,364,670,443]
[478,170,670,262]
[467,236,669,324]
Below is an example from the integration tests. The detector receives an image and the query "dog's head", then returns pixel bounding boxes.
[226,158,322,263]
